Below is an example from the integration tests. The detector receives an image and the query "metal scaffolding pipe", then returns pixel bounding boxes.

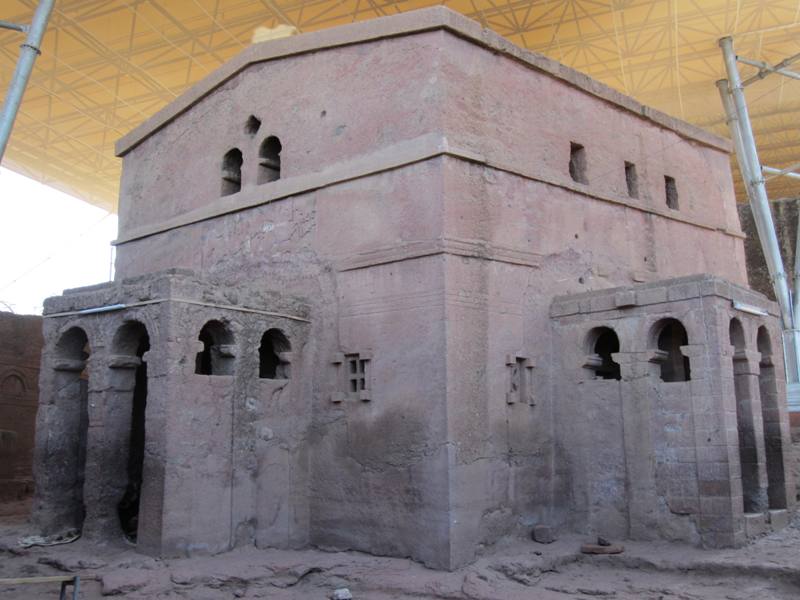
[739,54,800,85]
[0,0,56,165]
[764,162,800,182]
[0,20,29,33]
[718,36,800,385]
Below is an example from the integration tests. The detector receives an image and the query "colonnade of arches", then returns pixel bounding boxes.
[50,322,149,543]
[585,317,692,382]
[583,316,786,514]
[194,320,292,378]
[48,318,292,543]
[729,318,786,512]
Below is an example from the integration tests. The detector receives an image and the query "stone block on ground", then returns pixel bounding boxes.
[744,512,768,538]
[531,525,555,544]
[768,509,790,530]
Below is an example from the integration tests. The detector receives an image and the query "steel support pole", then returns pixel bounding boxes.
[0,0,56,165]
[718,36,800,388]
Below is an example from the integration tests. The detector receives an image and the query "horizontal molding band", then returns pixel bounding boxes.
[43,297,310,323]
[115,134,745,246]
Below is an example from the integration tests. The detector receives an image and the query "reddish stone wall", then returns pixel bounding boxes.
[0,311,43,500]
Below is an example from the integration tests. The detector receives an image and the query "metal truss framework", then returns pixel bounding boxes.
[1,0,799,211]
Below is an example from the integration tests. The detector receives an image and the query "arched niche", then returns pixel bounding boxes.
[652,318,691,382]
[258,136,282,184]
[221,148,243,196]
[584,326,621,380]
[195,320,235,376]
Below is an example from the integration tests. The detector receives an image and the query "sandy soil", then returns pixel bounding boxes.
[1,502,799,599]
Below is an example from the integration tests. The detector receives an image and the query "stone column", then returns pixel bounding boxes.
[691,341,744,547]
[614,350,658,539]
[137,339,170,556]
[732,349,769,513]
[32,350,89,535]
[81,353,141,539]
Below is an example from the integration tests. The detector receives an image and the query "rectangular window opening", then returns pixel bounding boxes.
[665,175,679,210]
[625,161,638,198]
[344,352,370,398]
[569,142,588,184]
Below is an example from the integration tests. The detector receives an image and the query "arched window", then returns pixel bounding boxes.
[221,148,243,196]
[729,318,745,352]
[258,136,282,184]
[654,318,690,382]
[55,326,90,364]
[195,320,235,375]
[259,328,291,379]
[112,321,150,358]
[586,327,621,380]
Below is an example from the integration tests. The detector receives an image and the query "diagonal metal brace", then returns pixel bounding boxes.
[740,52,800,86]
[0,20,29,33]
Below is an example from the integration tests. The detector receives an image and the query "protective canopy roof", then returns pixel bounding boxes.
[2,0,799,211]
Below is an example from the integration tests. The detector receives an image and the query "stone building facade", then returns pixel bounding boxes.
[33,7,795,569]
[0,312,43,501]
[737,198,800,497]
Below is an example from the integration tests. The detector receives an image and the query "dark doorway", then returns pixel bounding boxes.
[113,322,150,543]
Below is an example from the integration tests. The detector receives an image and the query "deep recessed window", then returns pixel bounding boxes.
[259,328,291,379]
[586,327,621,380]
[221,148,243,196]
[258,136,282,184]
[195,320,235,375]
[664,175,679,210]
[346,353,368,393]
[625,161,638,198]
[569,142,587,184]
[655,318,690,382]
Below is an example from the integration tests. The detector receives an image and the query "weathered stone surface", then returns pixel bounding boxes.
[768,509,790,530]
[29,6,795,574]
[744,513,768,538]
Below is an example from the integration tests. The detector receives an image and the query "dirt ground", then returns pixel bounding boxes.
[2,500,799,599]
